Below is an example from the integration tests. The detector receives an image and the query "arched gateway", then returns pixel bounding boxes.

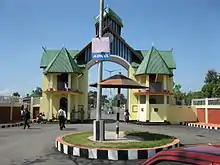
[39,7,176,123]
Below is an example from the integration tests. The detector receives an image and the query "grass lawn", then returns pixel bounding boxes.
[62,131,175,149]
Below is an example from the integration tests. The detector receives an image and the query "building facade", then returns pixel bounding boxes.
[39,7,178,123]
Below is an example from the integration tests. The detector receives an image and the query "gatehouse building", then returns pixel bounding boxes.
[39,7,194,123]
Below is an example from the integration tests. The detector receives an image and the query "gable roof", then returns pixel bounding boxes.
[40,49,79,68]
[43,48,82,74]
[134,50,176,69]
[95,7,123,27]
[135,47,173,75]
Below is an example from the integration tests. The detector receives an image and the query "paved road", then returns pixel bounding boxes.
[1,118,220,164]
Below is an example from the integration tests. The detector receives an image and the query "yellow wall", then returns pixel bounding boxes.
[41,74,49,91]
[40,69,89,120]
[167,105,197,124]
[77,69,89,119]
[128,66,138,119]
[149,104,166,122]
[130,104,138,120]
[167,76,175,104]
[128,74,177,122]
[40,74,50,118]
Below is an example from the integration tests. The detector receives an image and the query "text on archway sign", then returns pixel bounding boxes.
[92,37,110,61]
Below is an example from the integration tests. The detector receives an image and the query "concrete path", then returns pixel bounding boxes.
[0,122,220,165]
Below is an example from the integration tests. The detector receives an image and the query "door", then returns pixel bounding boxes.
[139,95,147,122]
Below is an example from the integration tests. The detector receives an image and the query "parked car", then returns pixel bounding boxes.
[141,143,220,165]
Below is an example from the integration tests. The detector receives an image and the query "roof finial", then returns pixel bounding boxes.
[171,48,174,52]
[152,42,154,47]
[106,4,108,8]
[42,46,47,52]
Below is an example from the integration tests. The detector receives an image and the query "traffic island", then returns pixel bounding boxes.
[55,131,180,160]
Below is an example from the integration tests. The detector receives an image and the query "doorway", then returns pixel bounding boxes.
[139,95,147,122]
[59,97,68,117]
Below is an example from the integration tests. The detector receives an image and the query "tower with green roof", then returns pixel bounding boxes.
[39,7,176,123]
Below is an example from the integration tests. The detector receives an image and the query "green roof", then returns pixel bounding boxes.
[43,48,82,74]
[40,49,79,68]
[135,50,176,69]
[135,47,174,75]
[95,7,123,26]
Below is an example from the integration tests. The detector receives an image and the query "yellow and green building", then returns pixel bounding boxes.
[39,7,183,123]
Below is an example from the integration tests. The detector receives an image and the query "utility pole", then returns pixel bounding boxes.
[93,0,105,141]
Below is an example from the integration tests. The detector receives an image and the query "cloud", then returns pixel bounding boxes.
[0,89,14,96]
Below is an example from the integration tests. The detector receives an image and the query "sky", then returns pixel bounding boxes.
[0,0,220,97]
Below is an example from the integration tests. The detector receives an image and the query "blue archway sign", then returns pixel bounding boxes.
[92,37,111,61]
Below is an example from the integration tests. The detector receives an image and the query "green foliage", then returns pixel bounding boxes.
[26,87,42,98]
[173,84,184,101]
[12,92,20,97]
[201,69,220,98]
[112,93,127,106]
[88,90,109,107]
[174,69,220,105]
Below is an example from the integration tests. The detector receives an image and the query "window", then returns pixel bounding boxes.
[154,161,195,165]
[140,95,146,104]
[149,98,156,104]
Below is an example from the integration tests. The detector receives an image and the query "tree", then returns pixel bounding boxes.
[12,92,20,97]
[88,91,97,105]
[112,93,127,106]
[172,70,220,105]
[173,83,184,102]
[88,90,109,107]
[201,69,220,98]
[204,69,219,84]
[26,87,42,98]
[191,91,204,99]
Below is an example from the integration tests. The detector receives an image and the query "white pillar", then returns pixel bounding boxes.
[76,76,79,90]
[30,97,34,119]
[164,95,167,104]
[163,75,167,91]
[146,95,150,121]
[67,94,71,120]
[49,74,53,89]
[164,95,167,121]
[75,95,78,119]
[145,75,150,121]
[205,98,208,123]
[68,74,72,89]
[48,95,53,120]
[146,75,149,87]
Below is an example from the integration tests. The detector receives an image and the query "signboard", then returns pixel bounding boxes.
[92,37,110,61]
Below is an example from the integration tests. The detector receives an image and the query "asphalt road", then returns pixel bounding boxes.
[1,112,220,165]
